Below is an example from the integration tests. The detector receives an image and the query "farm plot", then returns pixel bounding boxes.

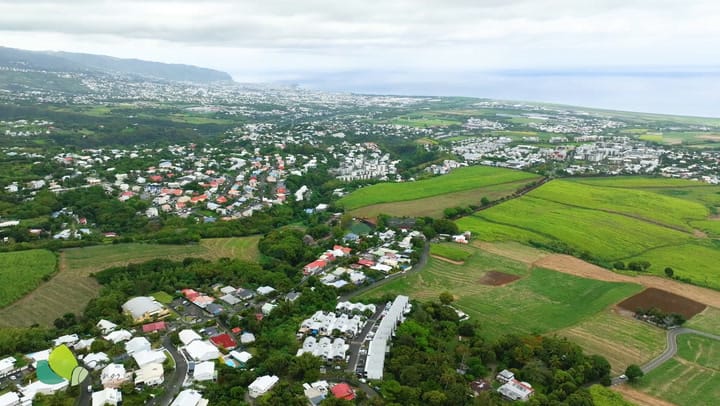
[338,166,539,210]
[0,249,56,308]
[625,243,720,290]
[686,307,720,335]
[636,358,720,406]
[677,335,720,369]
[617,288,706,319]
[430,243,473,262]
[0,236,260,327]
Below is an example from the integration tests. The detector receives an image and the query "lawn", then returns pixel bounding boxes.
[0,249,56,308]
[358,246,642,339]
[0,236,260,327]
[677,335,720,369]
[589,385,635,406]
[636,358,720,406]
[339,166,539,210]
[349,179,537,219]
[430,243,473,262]
[151,291,174,305]
[557,310,666,374]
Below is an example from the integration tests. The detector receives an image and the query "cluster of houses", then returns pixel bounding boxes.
[329,142,400,182]
[495,369,535,402]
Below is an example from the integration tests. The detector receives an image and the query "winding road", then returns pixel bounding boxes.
[613,327,720,385]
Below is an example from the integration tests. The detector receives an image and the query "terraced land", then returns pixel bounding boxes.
[358,244,642,339]
[0,236,260,327]
[458,178,720,289]
[339,165,540,212]
[636,357,720,406]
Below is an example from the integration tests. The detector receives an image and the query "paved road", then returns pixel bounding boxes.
[612,327,720,385]
[346,304,386,375]
[148,336,188,406]
[341,242,430,302]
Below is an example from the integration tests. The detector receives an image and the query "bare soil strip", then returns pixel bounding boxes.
[430,255,465,265]
[612,385,677,406]
[478,271,521,286]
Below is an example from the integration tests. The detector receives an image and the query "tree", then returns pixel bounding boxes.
[625,364,644,382]
[664,267,674,277]
[439,291,454,306]
[480,196,490,206]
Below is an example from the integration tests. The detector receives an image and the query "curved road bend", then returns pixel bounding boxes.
[149,335,188,406]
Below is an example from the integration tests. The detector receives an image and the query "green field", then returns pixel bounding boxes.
[558,310,666,374]
[151,291,174,305]
[349,179,537,219]
[339,166,539,211]
[0,236,260,327]
[358,246,642,339]
[0,249,56,308]
[429,243,473,262]
[686,307,720,336]
[677,335,720,369]
[456,178,720,288]
[637,358,720,406]
[589,385,635,406]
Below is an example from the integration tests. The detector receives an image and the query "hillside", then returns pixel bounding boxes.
[0,46,232,83]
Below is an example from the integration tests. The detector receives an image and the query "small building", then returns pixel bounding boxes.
[101,364,128,389]
[0,356,16,375]
[330,383,355,401]
[210,334,237,350]
[179,329,202,346]
[496,369,515,384]
[185,340,220,362]
[83,352,110,370]
[240,332,256,345]
[170,389,208,406]
[125,337,151,355]
[0,392,20,406]
[193,361,215,382]
[142,321,167,334]
[248,375,279,398]
[104,330,132,344]
[229,351,252,366]
[132,350,166,368]
[122,297,168,322]
[256,286,276,296]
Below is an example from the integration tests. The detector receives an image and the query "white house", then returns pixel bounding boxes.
[53,334,79,347]
[193,361,215,382]
[135,363,164,386]
[96,319,117,335]
[240,332,256,345]
[125,337,151,355]
[0,392,20,406]
[498,379,534,402]
[19,380,69,401]
[83,352,110,370]
[0,357,16,375]
[179,329,202,346]
[91,388,122,406]
[104,329,132,344]
[185,340,220,362]
[101,364,128,389]
[170,389,208,406]
[229,351,253,365]
[133,350,166,368]
[248,375,279,398]
[122,297,167,322]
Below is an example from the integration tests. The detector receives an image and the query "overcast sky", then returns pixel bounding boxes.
[2,1,720,114]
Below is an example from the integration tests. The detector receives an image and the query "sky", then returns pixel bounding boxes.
[2,0,720,116]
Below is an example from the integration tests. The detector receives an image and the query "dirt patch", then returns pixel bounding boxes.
[618,288,706,319]
[693,229,708,238]
[612,385,677,406]
[473,241,548,265]
[697,134,720,141]
[478,271,521,286]
[533,254,720,309]
[431,255,464,265]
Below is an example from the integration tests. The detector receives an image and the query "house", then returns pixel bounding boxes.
[125,337,151,355]
[498,379,534,402]
[0,392,20,406]
[256,286,276,296]
[193,361,215,382]
[74,338,95,351]
[170,389,208,406]
[330,383,355,401]
[235,288,254,301]
[240,333,256,344]
[53,334,79,347]
[142,321,167,334]
[91,388,122,406]
[83,352,110,370]
[122,297,167,322]
[104,330,132,344]
[135,363,164,386]
[101,364,128,389]
[229,351,252,366]
[185,340,220,362]
[303,260,327,276]
[179,329,202,346]
[210,334,237,350]
[303,382,327,406]
[261,303,277,315]
[285,291,301,302]
[133,350,166,368]
[219,294,241,305]
[496,369,515,384]
[18,380,69,401]
[0,357,16,375]
[248,375,279,398]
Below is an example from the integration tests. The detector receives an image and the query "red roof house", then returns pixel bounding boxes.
[142,321,167,333]
[358,259,375,267]
[331,383,355,400]
[182,289,200,300]
[210,333,237,350]
[303,260,328,276]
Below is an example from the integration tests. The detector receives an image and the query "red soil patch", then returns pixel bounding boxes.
[478,271,520,286]
[618,288,706,319]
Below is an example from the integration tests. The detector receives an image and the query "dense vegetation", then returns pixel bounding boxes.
[0,249,56,307]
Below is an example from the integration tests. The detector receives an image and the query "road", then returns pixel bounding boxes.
[346,304,386,375]
[148,335,188,406]
[612,327,720,385]
[340,241,430,302]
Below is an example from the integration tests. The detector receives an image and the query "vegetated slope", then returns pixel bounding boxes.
[0,46,232,83]
[0,237,259,327]
[338,166,539,210]
[458,178,720,289]
[359,244,641,339]
[0,249,56,308]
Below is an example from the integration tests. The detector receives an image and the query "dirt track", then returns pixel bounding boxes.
[533,254,720,308]
[612,385,677,406]
[430,255,465,265]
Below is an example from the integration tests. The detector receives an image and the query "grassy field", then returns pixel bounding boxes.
[636,358,720,406]
[339,166,539,211]
[429,243,473,262]
[0,250,56,308]
[151,291,174,305]
[0,236,260,327]
[589,385,635,406]
[557,310,666,374]
[456,178,720,288]
[349,179,537,218]
[686,307,720,335]
[677,335,720,369]
[358,246,641,339]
